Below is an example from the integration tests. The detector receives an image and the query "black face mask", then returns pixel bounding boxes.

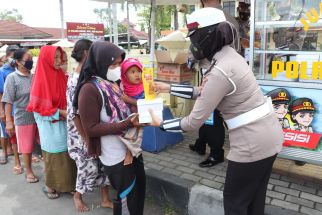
[189,25,216,61]
[23,60,33,71]
[239,12,250,21]
[190,42,206,61]
[189,23,235,62]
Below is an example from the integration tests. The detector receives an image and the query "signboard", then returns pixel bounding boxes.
[261,85,322,164]
[66,22,104,41]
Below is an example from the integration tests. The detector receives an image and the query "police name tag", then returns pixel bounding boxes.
[205,112,214,125]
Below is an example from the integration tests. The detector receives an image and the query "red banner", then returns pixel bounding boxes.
[283,129,321,150]
[66,22,104,41]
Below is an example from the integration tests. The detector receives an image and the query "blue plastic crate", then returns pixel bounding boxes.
[142,107,184,153]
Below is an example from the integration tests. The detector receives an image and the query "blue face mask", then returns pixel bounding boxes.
[23,60,33,71]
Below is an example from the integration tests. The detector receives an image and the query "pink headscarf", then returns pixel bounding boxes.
[120,58,144,97]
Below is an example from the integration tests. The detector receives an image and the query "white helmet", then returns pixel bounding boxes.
[186,8,226,36]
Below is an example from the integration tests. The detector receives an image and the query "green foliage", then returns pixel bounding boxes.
[93,8,110,25]
[93,8,128,35]
[29,49,40,57]
[0,9,23,22]
[117,23,128,34]
[138,5,175,36]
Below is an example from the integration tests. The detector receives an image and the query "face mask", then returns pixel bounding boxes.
[239,12,250,21]
[106,66,121,82]
[190,43,206,61]
[23,60,33,71]
[189,25,217,61]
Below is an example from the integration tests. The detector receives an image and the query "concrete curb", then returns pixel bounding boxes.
[189,185,224,215]
[146,169,195,215]
[146,169,305,215]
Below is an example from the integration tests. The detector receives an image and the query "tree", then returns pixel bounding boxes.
[138,5,175,37]
[0,9,23,22]
[93,8,128,34]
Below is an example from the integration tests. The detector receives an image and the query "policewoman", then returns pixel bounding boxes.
[150,8,284,215]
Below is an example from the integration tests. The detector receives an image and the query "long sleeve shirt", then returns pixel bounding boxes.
[181,46,284,163]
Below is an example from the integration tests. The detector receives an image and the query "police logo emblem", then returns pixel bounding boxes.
[279,92,286,98]
[303,102,312,107]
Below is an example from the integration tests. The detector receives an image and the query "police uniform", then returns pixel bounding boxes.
[289,98,315,133]
[158,8,284,215]
[267,88,291,129]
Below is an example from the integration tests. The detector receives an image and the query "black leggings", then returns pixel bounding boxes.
[223,154,277,215]
[194,110,225,159]
[104,155,146,215]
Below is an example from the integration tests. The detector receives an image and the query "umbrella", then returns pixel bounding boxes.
[52,39,75,48]
[90,0,199,67]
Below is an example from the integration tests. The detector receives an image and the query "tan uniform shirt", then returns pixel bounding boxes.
[181,46,284,163]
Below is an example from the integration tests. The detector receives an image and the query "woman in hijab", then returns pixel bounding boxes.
[67,39,113,212]
[73,41,146,215]
[27,45,76,199]
[150,8,283,215]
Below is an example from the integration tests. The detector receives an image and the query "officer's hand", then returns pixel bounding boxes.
[153,82,170,94]
[148,109,162,127]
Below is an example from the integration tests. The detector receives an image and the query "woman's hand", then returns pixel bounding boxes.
[6,120,15,137]
[148,109,162,127]
[127,113,148,128]
[153,82,170,94]
[128,113,140,127]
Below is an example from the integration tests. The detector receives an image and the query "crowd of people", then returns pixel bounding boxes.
[0,1,284,215]
[0,38,149,214]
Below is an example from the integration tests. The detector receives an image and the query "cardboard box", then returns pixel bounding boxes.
[137,97,164,124]
[155,50,195,84]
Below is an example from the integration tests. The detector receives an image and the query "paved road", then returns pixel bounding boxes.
[0,155,174,215]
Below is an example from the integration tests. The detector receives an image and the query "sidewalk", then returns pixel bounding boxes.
[1,132,321,215]
[143,132,322,215]
[0,157,176,215]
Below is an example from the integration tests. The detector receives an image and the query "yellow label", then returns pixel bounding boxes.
[272,61,322,80]
[300,2,322,31]
[142,68,156,100]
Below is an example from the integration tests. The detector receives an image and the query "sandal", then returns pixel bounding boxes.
[13,166,24,175]
[42,187,60,199]
[26,175,39,183]
[0,156,7,165]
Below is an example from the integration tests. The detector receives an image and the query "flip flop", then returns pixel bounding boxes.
[13,166,24,175]
[42,187,60,199]
[0,156,7,164]
[26,175,39,183]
